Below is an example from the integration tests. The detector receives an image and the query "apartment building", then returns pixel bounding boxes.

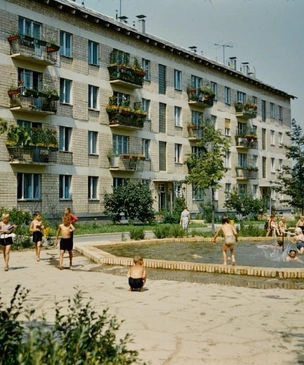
[0,0,293,218]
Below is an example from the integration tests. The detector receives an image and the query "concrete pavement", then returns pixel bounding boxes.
[1,238,304,365]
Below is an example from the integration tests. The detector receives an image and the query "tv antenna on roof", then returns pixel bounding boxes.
[214,42,233,65]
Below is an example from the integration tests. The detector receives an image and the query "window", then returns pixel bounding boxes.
[174,106,182,127]
[60,31,72,57]
[158,64,166,94]
[193,186,203,200]
[18,17,41,38]
[278,106,283,121]
[59,126,72,152]
[270,130,275,146]
[18,120,41,129]
[142,59,150,80]
[210,115,217,126]
[211,82,217,101]
[225,151,231,169]
[192,146,203,157]
[190,75,202,90]
[88,131,98,155]
[113,134,129,154]
[270,102,275,119]
[110,49,129,64]
[238,184,247,196]
[60,78,72,104]
[225,118,231,136]
[278,159,283,173]
[271,188,276,201]
[261,100,266,122]
[174,70,182,90]
[88,176,98,200]
[278,132,283,147]
[142,98,150,119]
[252,96,257,104]
[224,87,231,105]
[237,121,247,136]
[17,173,41,200]
[113,92,130,106]
[237,91,246,102]
[191,111,203,127]
[159,103,166,133]
[18,68,42,93]
[159,141,166,171]
[88,40,98,65]
[59,175,72,200]
[113,178,128,188]
[88,85,98,109]
[225,183,231,193]
[252,154,258,168]
[262,156,267,178]
[271,158,275,173]
[142,139,150,160]
[175,144,182,164]
[252,185,258,199]
[262,128,266,150]
[238,153,247,167]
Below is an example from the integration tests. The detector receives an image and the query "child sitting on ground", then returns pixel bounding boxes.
[127,255,146,291]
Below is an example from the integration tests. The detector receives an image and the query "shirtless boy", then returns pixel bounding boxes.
[212,217,238,266]
[55,215,75,270]
[127,255,146,291]
[29,211,44,262]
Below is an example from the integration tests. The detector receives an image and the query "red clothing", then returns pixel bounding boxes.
[68,213,78,224]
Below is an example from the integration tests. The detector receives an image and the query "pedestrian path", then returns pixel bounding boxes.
[0,238,303,365]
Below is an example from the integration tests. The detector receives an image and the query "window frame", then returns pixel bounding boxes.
[59,126,72,152]
[88,85,98,110]
[60,78,72,104]
[17,173,41,200]
[59,175,72,200]
[88,176,98,200]
[88,40,99,66]
[88,131,98,155]
[60,31,72,58]
[174,69,182,90]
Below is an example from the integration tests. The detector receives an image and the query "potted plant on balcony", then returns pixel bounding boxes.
[200,85,215,100]
[187,123,197,130]
[234,101,244,112]
[7,33,20,42]
[132,58,146,76]
[107,148,119,168]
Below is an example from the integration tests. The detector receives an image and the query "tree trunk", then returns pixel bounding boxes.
[211,187,215,234]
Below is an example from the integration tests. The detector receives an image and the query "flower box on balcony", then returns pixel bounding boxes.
[187,125,197,130]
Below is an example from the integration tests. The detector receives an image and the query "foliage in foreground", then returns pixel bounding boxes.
[0,285,145,365]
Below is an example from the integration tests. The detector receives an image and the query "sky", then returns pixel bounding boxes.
[75,0,304,126]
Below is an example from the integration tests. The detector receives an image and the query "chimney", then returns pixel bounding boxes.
[188,46,197,53]
[228,57,237,70]
[240,62,249,76]
[136,14,146,33]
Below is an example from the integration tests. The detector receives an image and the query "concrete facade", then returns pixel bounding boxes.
[0,0,293,218]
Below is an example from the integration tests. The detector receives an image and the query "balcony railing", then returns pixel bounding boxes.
[235,136,258,149]
[234,102,257,119]
[187,125,203,140]
[108,153,145,171]
[7,146,58,165]
[106,107,146,129]
[7,34,60,65]
[235,167,258,179]
[107,64,145,87]
[8,88,58,114]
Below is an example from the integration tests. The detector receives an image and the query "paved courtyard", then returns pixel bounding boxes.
[1,240,304,365]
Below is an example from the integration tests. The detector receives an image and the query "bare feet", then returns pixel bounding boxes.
[69,266,74,270]
[4,266,8,271]
[57,265,62,270]
[232,262,236,266]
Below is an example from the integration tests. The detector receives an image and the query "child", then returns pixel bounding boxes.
[55,215,75,270]
[212,217,238,266]
[0,213,17,271]
[180,207,190,230]
[64,207,78,245]
[292,227,304,254]
[29,211,44,262]
[127,255,146,291]
[286,249,302,262]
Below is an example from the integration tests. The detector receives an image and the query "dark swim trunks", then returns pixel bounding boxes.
[33,231,43,243]
[129,277,144,291]
[296,241,304,250]
[60,237,73,251]
[0,237,13,246]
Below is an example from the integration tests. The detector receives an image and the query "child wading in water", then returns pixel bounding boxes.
[55,215,75,270]
[127,256,146,291]
[212,217,238,266]
[29,211,44,262]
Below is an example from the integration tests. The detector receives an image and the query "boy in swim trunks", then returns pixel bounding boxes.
[55,215,75,270]
[212,217,238,266]
[29,211,44,262]
[127,255,146,291]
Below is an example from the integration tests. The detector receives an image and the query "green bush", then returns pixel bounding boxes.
[129,227,145,240]
[169,224,185,238]
[239,224,265,237]
[152,224,185,238]
[0,285,145,365]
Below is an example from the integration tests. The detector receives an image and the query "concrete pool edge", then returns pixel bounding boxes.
[75,237,304,279]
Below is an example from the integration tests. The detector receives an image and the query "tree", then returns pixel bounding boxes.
[103,180,155,223]
[224,187,267,219]
[184,118,231,232]
[272,118,304,214]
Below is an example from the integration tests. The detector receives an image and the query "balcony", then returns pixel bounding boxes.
[235,135,258,149]
[108,64,145,88]
[235,167,258,180]
[8,87,58,115]
[187,86,215,109]
[187,125,203,141]
[7,146,57,165]
[234,101,257,119]
[7,34,60,66]
[106,100,146,129]
[108,153,145,171]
